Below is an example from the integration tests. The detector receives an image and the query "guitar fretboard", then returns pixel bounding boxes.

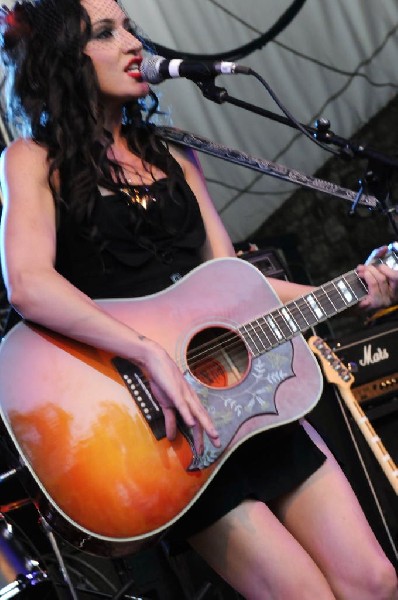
[239,269,367,357]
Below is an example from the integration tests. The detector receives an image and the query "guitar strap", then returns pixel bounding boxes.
[157,126,378,209]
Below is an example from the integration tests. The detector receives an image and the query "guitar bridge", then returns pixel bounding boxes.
[112,357,166,441]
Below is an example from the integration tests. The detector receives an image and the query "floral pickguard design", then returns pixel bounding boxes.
[183,341,294,470]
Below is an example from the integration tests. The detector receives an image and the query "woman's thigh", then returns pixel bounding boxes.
[272,420,397,600]
[188,497,336,600]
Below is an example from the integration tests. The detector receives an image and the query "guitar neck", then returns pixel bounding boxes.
[240,268,367,356]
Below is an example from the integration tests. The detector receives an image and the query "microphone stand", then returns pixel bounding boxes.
[193,77,398,235]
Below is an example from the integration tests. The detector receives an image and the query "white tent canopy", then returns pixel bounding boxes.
[125,0,398,242]
[2,0,398,242]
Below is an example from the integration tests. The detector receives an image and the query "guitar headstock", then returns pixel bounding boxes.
[308,336,355,389]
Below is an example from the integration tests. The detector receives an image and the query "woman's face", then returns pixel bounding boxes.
[82,0,149,103]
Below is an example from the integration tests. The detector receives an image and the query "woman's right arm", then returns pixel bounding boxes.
[1,139,160,358]
[0,140,219,448]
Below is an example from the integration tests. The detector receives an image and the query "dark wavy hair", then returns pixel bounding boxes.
[0,0,178,230]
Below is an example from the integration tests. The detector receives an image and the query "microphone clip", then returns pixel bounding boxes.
[194,79,228,104]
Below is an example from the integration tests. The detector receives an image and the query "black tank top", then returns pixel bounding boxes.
[55,171,206,299]
[3,162,206,332]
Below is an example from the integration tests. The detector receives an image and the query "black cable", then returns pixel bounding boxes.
[247,68,341,157]
[220,23,398,215]
[148,4,398,210]
[274,30,398,90]
[201,2,398,89]
[45,558,99,592]
[111,578,147,600]
[146,0,398,92]
[55,553,118,594]
[144,0,307,62]
[1,513,64,599]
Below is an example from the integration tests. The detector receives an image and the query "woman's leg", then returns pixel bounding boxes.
[188,497,337,600]
[272,420,398,600]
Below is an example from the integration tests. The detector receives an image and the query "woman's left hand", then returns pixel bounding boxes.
[357,243,398,310]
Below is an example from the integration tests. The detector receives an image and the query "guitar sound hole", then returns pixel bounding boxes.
[187,326,249,388]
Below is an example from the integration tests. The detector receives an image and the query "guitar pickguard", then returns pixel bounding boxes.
[185,341,294,469]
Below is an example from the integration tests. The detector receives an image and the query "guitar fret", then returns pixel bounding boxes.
[318,285,339,316]
[345,274,367,304]
[336,277,356,303]
[322,280,348,310]
[270,312,285,338]
[252,321,270,351]
[239,327,257,355]
[265,314,284,342]
[240,246,397,359]
[289,300,312,329]
[280,307,299,334]
[349,272,368,297]
[241,323,266,355]
[306,293,326,320]
[247,315,281,351]
[256,317,279,347]
[274,308,297,338]
[255,319,274,350]
[295,296,322,326]
[326,274,364,310]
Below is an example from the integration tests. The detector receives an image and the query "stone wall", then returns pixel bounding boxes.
[252,94,398,339]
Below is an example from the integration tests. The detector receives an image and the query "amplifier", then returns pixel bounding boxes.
[331,323,398,404]
[239,247,289,281]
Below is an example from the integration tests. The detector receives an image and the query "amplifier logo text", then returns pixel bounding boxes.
[359,344,389,367]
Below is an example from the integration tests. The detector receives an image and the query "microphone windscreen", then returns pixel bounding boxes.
[140,55,165,84]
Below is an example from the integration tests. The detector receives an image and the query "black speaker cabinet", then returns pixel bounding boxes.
[238,247,290,281]
[331,322,398,407]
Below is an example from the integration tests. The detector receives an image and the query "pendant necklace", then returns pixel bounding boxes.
[110,146,158,209]
[120,180,156,209]
[120,178,156,210]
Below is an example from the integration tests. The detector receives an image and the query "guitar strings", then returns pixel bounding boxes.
[133,253,397,397]
[134,269,370,398]
[182,269,367,369]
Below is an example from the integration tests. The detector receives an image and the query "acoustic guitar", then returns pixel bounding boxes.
[0,246,397,556]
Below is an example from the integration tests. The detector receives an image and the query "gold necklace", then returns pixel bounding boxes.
[109,146,161,209]
[121,180,154,209]
[110,145,159,201]
[119,167,158,210]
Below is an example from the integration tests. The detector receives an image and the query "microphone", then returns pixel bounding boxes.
[140,55,251,84]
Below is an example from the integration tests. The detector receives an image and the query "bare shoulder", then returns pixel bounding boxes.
[168,142,202,175]
[0,139,55,216]
[1,138,50,181]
